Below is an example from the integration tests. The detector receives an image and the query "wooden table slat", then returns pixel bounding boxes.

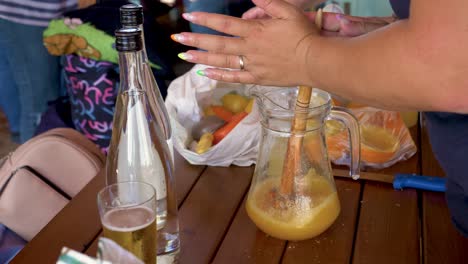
[212,197,286,264]
[178,166,254,264]
[282,179,361,264]
[351,123,420,264]
[84,233,101,256]
[174,153,206,207]
[352,182,420,264]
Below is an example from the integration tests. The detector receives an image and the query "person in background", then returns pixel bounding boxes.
[0,0,78,143]
[171,0,468,237]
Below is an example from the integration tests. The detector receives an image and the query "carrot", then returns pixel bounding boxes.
[211,105,234,122]
[213,112,248,144]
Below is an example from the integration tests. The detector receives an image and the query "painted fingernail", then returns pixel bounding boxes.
[196,70,206,76]
[182,13,195,21]
[171,34,186,42]
[178,52,193,61]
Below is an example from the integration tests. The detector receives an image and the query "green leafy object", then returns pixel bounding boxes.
[43,19,163,70]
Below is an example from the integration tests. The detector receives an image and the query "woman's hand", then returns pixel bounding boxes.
[307,12,396,37]
[242,0,311,19]
[173,0,468,113]
[172,0,320,86]
[170,0,395,86]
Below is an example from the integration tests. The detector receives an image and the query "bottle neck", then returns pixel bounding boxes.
[122,24,148,62]
[138,24,148,62]
[118,50,144,92]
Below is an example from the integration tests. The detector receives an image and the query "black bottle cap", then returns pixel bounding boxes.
[115,28,142,52]
[120,4,143,27]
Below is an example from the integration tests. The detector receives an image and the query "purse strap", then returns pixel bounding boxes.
[0,166,71,200]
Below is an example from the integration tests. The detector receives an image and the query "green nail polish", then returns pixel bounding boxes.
[178,52,193,61]
[178,53,187,60]
[196,70,205,76]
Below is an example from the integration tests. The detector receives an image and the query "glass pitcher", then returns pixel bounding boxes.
[246,87,360,241]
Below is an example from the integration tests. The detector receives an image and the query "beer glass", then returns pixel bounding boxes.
[97,181,157,264]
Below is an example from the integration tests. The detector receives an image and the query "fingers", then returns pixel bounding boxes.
[252,0,300,19]
[171,33,245,54]
[182,12,252,37]
[305,11,343,31]
[306,11,391,37]
[339,17,389,36]
[242,7,270,19]
[198,68,256,84]
[176,51,256,84]
[322,12,342,32]
[178,50,247,70]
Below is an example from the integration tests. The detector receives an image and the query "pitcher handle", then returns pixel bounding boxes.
[328,106,361,180]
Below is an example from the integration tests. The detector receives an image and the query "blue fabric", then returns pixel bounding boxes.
[0,246,22,263]
[0,0,77,27]
[183,0,229,35]
[389,0,468,237]
[0,224,26,263]
[0,30,21,134]
[389,0,410,19]
[34,96,74,136]
[0,18,60,143]
[183,0,254,35]
[424,112,468,237]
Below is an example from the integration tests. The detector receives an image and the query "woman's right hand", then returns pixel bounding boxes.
[244,1,396,37]
[242,0,311,19]
[308,12,396,37]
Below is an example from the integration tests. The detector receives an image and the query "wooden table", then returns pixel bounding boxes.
[11,126,468,264]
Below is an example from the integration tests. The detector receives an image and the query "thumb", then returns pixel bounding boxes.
[252,0,300,19]
[242,7,270,19]
[338,16,388,36]
[318,13,389,37]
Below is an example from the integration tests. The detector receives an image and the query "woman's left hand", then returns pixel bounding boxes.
[171,0,320,86]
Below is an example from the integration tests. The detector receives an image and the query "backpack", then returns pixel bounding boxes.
[0,128,105,241]
[62,54,119,153]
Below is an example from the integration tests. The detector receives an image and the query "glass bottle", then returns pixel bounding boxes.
[120,4,174,162]
[106,28,180,258]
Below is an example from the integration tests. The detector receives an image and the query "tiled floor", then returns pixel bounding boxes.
[0,110,18,158]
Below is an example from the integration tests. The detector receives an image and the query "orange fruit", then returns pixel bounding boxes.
[360,124,399,164]
[304,120,347,163]
[400,111,418,127]
[324,120,347,160]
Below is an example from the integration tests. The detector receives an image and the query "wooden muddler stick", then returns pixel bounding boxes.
[279,86,313,196]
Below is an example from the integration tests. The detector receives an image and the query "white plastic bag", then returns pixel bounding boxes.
[165,64,262,166]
